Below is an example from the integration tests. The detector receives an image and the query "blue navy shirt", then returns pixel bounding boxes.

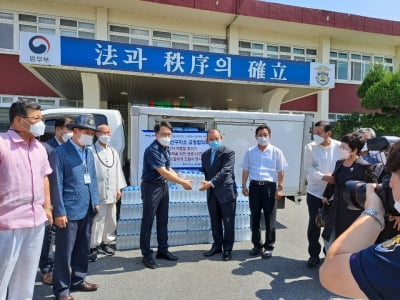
[350,234,400,300]
[141,140,170,182]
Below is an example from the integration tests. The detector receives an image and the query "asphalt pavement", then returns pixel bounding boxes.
[33,198,355,300]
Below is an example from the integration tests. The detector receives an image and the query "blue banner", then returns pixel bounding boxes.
[19,33,335,88]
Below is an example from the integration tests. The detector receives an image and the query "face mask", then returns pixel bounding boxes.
[257,137,269,146]
[62,132,73,143]
[98,135,111,145]
[338,148,350,160]
[393,201,400,214]
[78,134,93,146]
[313,134,325,145]
[209,140,222,150]
[158,137,171,147]
[28,120,45,137]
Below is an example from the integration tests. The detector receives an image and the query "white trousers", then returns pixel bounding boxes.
[90,202,116,247]
[0,224,45,300]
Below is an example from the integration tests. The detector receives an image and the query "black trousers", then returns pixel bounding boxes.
[306,193,323,258]
[249,181,276,250]
[53,210,93,298]
[207,189,236,251]
[140,181,169,257]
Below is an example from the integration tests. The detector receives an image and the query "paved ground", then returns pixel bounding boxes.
[33,198,355,300]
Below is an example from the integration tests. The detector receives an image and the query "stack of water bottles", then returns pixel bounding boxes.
[116,170,251,250]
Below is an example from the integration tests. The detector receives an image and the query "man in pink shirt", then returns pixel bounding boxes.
[0,99,52,300]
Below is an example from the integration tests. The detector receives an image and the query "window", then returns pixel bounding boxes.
[330,50,394,82]
[238,40,317,61]
[0,10,96,51]
[0,95,81,109]
[0,12,14,49]
[109,25,226,53]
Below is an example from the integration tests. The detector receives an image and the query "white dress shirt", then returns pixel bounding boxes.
[303,139,341,198]
[241,144,288,183]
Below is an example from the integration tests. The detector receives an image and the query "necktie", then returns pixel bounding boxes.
[210,150,216,165]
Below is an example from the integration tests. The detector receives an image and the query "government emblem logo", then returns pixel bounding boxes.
[315,65,331,86]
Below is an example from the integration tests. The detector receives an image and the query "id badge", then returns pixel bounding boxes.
[84,173,91,184]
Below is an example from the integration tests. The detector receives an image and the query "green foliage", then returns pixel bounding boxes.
[362,72,400,113]
[338,64,400,139]
[331,112,362,140]
[361,113,400,136]
[332,112,400,139]
[357,64,386,99]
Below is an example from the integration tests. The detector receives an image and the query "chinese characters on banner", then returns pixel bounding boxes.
[141,130,208,169]
[61,37,332,87]
[19,33,334,88]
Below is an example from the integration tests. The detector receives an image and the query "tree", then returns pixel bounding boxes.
[359,66,400,114]
[357,64,386,99]
[332,65,400,138]
[331,112,362,140]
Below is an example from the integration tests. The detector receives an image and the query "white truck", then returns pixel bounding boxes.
[129,106,313,205]
[41,108,125,163]
[42,106,313,204]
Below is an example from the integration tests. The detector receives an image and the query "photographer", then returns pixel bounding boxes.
[320,141,400,300]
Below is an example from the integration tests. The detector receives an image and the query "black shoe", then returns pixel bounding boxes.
[203,248,222,257]
[261,249,273,259]
[88,248,98,262]
[156,251,178,261]
[143,256,158,269]
[99,243,115,256]
[222,251,232,261]
[249,247,262,256]
[307,256,320,268]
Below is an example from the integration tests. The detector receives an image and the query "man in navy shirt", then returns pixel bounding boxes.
[140,120,192,269]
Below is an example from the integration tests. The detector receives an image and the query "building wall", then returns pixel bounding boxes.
[0,53,58,97]
[1,0,399,116]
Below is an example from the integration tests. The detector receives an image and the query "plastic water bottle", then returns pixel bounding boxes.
[132,186,140,204]
[121,187,130,204]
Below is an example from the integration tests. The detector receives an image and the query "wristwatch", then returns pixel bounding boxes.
[362,208,385,229]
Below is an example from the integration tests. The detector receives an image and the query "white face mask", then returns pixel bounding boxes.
[98,135,111,145]
[29,120,46,137]
[338,148,350,160]
[62,132,73,143]
[313,134,325,145]
[158,137,171,147]
[257,137,269,146]
[78,133,93,146]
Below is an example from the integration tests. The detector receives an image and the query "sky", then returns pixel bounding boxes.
[263,1,400,21]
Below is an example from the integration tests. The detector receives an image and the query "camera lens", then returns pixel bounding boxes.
[344,181,383,210]
[344,181,367,210]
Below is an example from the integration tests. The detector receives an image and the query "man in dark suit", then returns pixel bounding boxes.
[39,116,73,286]
[49,114,100,300]
[200,129,237,261]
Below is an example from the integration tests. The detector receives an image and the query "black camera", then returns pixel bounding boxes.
[367,136,400,151]
[344,174,397,215]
